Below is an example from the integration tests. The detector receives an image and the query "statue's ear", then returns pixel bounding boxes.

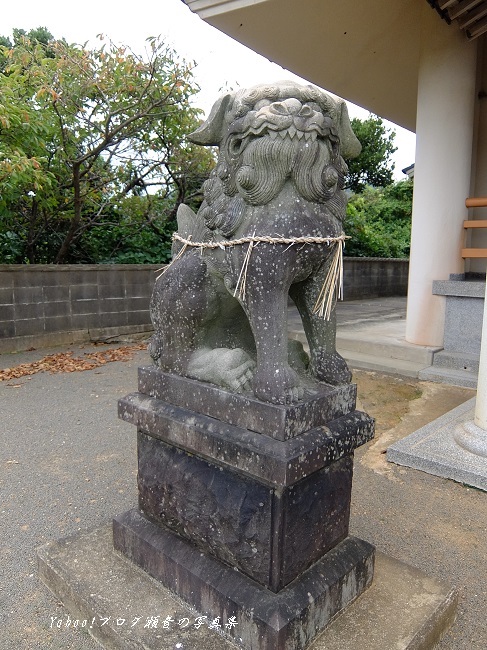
[335,100,361,159]
[188,93,233,146]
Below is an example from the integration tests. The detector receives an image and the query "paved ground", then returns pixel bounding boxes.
[1,303,486,649]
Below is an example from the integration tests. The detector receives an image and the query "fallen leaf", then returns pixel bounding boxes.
[0,343,147,381]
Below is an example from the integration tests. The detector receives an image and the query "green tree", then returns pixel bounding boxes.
[11,26,54,47]
[343,180,413,258]
[0,31,214,263]
[345,114,397,193]
[0,27,54,71]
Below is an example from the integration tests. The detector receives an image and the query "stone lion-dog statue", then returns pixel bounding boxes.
[149,81,361,405]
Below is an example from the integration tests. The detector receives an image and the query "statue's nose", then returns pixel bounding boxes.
[270,98,303,116]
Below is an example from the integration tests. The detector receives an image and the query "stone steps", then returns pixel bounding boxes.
[336,328,438,365]
[418,365,478,389]
[288,316,437,379]
[339,348,430,378]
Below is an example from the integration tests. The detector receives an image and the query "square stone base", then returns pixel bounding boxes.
[37,523,458,650]
[113,508,375,650]
[120,372,374,593]
[136,429,356,590]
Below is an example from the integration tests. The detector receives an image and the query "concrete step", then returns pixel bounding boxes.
[288,322,438,367]
[288,329,428,378]
[336,330,438,365]
[339,348,429,379]
[418,365,478,389]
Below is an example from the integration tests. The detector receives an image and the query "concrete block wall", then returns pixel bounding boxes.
[343,258,409,300]
[0,259,409,353]
[0,264,160,353]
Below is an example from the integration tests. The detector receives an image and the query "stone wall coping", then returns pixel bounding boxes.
[344,257,409,263]
[0,264,161,272]
[0,259,408,273]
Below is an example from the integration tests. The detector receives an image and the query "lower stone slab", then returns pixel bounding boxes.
[118,392,374,487]
[37,523,458,650]
[113,508,374,650]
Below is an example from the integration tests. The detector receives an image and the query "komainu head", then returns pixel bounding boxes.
[188,82,361,236]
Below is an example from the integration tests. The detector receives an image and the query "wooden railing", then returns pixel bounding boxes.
[462,197,487,258]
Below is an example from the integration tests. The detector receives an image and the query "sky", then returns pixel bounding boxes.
[2,0,416,178]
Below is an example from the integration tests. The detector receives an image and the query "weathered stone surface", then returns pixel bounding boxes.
[273,455,353,590]
[138,366,357,440]
[422,277,486,386]
[119,369,374,593]
[119,391,374,486]
[137,431,355,590]
[113,509,375,650]
[38,524,235,650]
[138,431,274,585]
[387,396,487,491]
[148,82,362,405]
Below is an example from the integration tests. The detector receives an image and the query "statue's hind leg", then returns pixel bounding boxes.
[149,254,209,374]
[150,253,257,392]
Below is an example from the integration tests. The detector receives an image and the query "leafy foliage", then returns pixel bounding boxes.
[0,30,214,264]
[343,181,413,258]
[345,114,397,193]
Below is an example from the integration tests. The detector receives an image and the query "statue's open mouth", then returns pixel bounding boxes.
[228,123,325,156]
[267,125,321,141]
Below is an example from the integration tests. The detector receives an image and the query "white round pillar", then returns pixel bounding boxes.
[406,8,477,346]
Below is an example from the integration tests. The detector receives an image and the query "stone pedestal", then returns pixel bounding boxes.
[114,367,375,650]
[419,276,485,387]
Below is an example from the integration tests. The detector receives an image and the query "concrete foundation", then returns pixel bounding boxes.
[387,397,487,491]
[38,523,458,650]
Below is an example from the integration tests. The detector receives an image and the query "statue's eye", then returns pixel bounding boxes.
[299,105,314,117]
[228,136,244,157]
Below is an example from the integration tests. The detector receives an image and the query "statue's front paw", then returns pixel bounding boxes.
[311,350,352,385]
[253,365,304,405]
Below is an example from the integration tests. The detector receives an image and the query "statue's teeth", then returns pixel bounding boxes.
[269,130,278,140]
[288,126,297,139]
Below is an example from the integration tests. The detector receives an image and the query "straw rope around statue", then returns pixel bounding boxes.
[157,232,349,321]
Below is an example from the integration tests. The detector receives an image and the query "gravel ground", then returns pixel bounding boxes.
[1,344,486,650]
[1,344,142,650]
